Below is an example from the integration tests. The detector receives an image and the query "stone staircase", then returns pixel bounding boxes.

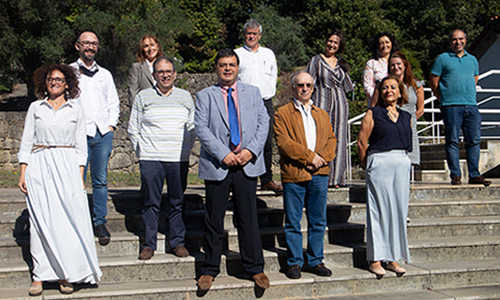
[1,183,500,299]
[415,140,500,182]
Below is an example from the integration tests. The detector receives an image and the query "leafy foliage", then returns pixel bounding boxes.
[0,0,499,102]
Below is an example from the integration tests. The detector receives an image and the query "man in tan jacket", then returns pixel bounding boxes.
[274,70,337,279]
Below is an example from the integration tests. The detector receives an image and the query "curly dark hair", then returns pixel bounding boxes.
[33,63,80,99]
[326,30,350,72]
[370,32,401,59]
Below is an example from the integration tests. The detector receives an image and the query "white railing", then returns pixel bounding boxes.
[347,69,500,180]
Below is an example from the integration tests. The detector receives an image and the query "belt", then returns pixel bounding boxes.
[32,145,75,151]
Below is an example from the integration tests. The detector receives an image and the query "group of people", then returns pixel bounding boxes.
[358,28,490,277]
[17,18,489,296]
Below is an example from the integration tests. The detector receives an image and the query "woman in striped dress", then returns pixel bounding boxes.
[307,30,354,187]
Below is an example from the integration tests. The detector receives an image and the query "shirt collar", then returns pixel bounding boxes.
[76,58,99,72]
[447,49,468,57]
[40,98,74,108]
[243,44,260,53]
[219,81,238,92]
[292,97,314,112]
[154,85,175,97]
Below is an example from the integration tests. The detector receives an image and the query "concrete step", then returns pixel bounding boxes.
[0,244,357,289]
[3,204,500,259]
[328,215,500,244]
[1,260,500,299]
[4,219,500,266]
[4,196,500,239]
[3,185,500,218]
[408,235,500,263]
[414,159,468,181]
[312,284,500,299]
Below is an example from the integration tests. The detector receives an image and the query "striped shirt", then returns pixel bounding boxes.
[128,86,195,162]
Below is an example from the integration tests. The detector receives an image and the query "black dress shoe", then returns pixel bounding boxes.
[286,265,301,279]
[311,263,332,277]
[469,176,491,187]
[94,224,111,246]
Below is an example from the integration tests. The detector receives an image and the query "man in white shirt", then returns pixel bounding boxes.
[234,19,281,193]
[70,31,120,246]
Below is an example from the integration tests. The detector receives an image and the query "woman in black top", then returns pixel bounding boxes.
[357,75,412,277]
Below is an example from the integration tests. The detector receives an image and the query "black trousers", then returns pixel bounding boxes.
[201,167,264,277]
[140,160,188,251]
[260,99,275,185]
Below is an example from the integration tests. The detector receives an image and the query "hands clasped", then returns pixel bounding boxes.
[305,153,326,172]
[222,149,253,167]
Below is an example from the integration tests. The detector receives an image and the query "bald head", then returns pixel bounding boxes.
[291,70,315,104]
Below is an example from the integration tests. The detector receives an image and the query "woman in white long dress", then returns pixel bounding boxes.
[18,63,102,296]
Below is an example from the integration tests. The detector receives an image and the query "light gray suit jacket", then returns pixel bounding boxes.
[195,82,269,181]
[128,61,155,106]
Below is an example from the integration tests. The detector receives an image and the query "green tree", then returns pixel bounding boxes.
[249,5,309,71]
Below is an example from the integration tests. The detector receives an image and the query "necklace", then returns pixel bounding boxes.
[387,109,399,121]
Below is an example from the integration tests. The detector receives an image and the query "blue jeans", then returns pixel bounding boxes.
[283,175,328,268]
[85,129,113,226]
[440,105,481,179]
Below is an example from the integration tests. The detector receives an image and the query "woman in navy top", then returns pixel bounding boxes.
[357,75,412,277]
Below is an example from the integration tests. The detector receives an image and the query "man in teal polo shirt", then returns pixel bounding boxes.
[429,29,490,186]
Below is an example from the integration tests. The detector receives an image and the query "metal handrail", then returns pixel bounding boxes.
[346,70,500,180]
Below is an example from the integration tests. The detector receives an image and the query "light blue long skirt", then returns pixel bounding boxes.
[366,149,411,262]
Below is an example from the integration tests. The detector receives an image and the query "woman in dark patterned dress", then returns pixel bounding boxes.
[307,30,354,187]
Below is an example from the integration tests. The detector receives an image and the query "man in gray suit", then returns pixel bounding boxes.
[195,48,270,292]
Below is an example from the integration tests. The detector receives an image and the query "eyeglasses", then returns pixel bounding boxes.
[46,77,66,84]
[155,70,174,76]
[296,83,313,88]
[79,41,99,47]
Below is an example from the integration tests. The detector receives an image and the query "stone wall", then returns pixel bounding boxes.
[0,73,285,175]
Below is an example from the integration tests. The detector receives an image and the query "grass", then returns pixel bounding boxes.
[1,171,281,189]
[0,171,19,188]
[0,170,205,189]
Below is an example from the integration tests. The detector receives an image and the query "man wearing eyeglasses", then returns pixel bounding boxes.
[70,31,120,246]
[274,70,337,279]
[234,19,281,194]
[128,57,194,260]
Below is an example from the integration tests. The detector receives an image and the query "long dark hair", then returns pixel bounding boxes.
[370,32,401,59]
[326,30,350,73]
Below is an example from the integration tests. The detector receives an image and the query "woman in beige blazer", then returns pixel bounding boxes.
[128,34,164,106]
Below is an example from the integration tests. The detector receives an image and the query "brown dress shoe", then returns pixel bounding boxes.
[172,245,189,257]
[252,272,270,289]
[197,275,214,291]
[451,175,461,185]
[139,247,154,260]
[261,181,283,193]
[469,176,491,187]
